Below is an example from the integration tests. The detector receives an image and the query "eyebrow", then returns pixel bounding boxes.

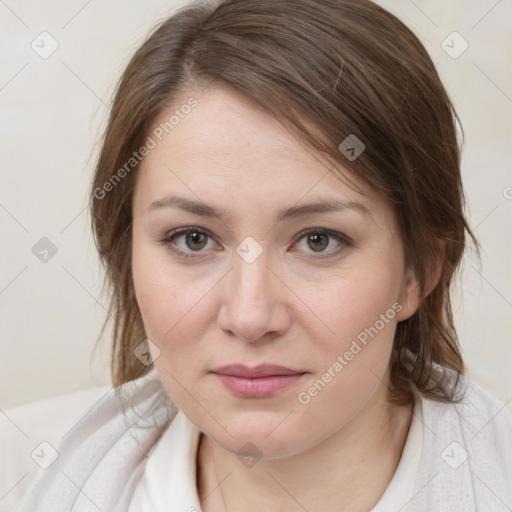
[146,195,370,222]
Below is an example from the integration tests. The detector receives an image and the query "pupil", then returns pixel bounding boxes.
[186,232,206,250]
[308,233,328,252]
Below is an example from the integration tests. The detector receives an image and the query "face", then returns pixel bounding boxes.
[131,85,419,459]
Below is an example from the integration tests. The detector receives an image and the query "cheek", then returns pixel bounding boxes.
[133,270,208,348]
[294,257,403,398]
[306,259,403,351]
[132,260,214,408]
[131,241,209,364]
[292,281,399,438]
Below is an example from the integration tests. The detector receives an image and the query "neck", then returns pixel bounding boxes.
[197,384,413,512]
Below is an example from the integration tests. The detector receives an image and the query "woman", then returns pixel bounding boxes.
[7,0,512,510]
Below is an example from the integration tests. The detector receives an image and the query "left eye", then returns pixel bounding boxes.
[160,227,351,259]
[291,228,350,258]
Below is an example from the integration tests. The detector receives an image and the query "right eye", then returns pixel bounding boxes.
[160,227,219,259]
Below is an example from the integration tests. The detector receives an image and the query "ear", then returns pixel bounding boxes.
[396,266,421,322]
[396,249,444,322]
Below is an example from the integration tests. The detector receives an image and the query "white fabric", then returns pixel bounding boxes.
[0,386,110,512]
[5,367,512,511]
[127,409,203,512]
[371,394,424,511]
[12,370,178,512]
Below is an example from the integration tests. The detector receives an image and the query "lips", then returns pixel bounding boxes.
[212,364,307,397]
[212,364,304,378]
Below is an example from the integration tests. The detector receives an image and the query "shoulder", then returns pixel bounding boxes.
[422,371,512,436]
[413,371,512,510]
[12,369,177,512]
[454,374,512,471]
[0,385,110,512]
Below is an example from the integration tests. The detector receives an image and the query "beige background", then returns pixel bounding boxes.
[1,0,511,408]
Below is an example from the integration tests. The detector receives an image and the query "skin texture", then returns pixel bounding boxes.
[131,85,420,511]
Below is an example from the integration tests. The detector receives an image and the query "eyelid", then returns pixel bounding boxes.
[160,226,352,259]
[289,227,352,259]
[159,226,218,259]
[292,227,352,245]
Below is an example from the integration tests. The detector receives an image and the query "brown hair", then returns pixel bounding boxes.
[90,0,477,402]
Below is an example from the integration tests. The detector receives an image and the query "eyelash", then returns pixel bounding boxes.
[159,227,353,260]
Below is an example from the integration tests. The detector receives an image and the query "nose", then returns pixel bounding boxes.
[217,252,291,343]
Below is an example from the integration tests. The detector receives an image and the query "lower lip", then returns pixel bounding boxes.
[214,373,306,397]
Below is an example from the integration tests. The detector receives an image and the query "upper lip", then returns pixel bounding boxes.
[212,364,305,378]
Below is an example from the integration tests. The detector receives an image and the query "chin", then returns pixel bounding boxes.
[206,409,309,460]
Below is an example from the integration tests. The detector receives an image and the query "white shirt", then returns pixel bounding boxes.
[127,409,203,512]
[5,368,512,512]
[127,398,424,512]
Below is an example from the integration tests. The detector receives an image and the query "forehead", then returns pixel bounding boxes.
[147,86,318,174]
[136,86,389,220]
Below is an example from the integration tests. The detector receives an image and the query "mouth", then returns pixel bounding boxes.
[211,364,307,398]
